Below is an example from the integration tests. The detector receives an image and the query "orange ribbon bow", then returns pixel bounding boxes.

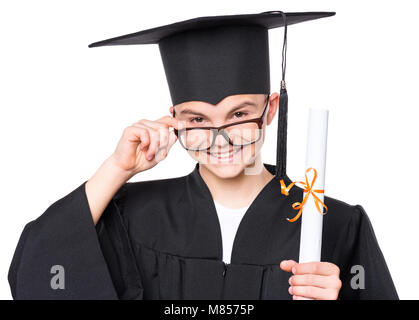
[280,167,328,222]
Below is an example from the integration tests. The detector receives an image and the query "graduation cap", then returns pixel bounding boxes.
[88,10,335,179]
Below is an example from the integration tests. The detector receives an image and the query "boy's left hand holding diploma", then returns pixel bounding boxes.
[280,260,342,300]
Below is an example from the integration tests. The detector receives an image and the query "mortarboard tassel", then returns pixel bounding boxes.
[273,11,288,179]
[276,81,288,178]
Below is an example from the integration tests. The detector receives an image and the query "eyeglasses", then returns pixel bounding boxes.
[173,95,270,151]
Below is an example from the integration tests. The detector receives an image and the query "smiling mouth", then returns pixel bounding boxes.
[206,146,243,162]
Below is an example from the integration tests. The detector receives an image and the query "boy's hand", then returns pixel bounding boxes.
[110,115,182,177]
[280,260,342,300]
[87,114,184,225]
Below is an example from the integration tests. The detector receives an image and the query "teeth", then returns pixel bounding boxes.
[215,152,230,158]
[209,150,236,158]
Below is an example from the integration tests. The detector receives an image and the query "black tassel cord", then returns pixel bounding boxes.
[274,11,288,179]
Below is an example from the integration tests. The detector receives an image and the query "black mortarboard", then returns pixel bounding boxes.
[88,10,335,178]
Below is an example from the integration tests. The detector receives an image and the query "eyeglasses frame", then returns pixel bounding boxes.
[173,94,271,151]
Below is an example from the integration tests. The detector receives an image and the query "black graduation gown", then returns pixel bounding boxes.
[8,163,398,300]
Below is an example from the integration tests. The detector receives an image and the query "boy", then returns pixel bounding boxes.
[8,11,398,300]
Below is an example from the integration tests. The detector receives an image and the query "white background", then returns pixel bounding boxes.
[1,0,418,299]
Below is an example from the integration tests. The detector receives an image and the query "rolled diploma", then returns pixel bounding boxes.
[298,108,329,263]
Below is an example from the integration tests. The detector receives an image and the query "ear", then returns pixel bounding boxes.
[266,92,280,125]
[169,106,174,116]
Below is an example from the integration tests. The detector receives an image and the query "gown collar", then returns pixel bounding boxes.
[186,162,301,264]
[190,162,294,191]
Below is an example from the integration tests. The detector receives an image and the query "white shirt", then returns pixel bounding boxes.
[213,200,249,264]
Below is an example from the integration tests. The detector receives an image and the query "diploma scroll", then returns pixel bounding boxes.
[298,108,329,263]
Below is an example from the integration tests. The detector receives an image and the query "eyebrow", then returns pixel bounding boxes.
[178,100,258,117]
[228,101,258,114]
[178,109,208,117]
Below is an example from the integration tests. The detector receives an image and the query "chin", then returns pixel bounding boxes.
[203,162,247,179]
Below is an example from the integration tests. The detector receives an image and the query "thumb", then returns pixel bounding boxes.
[280,260,298,273]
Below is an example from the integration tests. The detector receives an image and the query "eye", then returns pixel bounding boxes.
[233,111,247,119]
[190,117,204,124]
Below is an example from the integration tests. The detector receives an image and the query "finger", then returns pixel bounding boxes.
[293,262,340,277]
[124,126,150,150]
[154,127,170,161]
[136,118,168,130]
[135,146,146,167]
[159,129,179,160]
[167,130,178,149]
[132,123,172,161]
[163,130,178,157]
[137,116,183,130]
[289,274,341,289]
[129,123,152,151]
[292,295,314,300]
[155,115,184,129]
[280,260,298,273]
[144,128,160,161]
[290,286,336,300]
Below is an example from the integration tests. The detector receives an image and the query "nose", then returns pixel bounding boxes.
[212,130,229,150]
